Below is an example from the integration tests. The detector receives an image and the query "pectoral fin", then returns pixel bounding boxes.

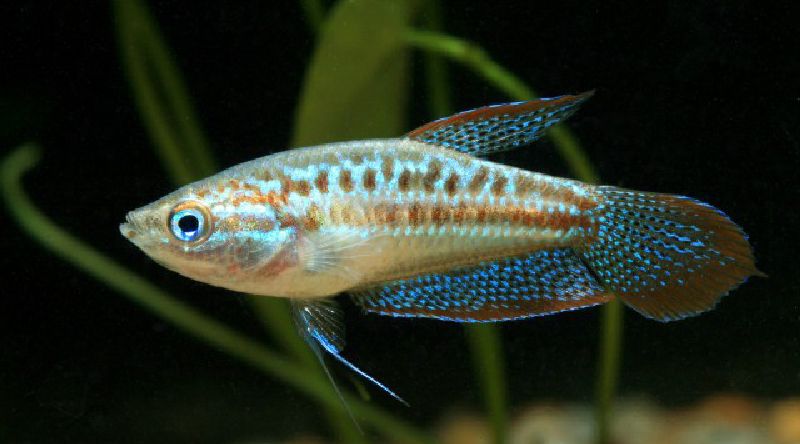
[302,228,380,280]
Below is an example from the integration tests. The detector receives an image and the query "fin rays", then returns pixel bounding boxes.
[580,187,761,321]
[407,91,593,156]
[351,248,613,322]
[290,298,407,413]
[304,229,382,278]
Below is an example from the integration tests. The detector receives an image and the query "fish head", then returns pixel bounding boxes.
[120,177,298,293]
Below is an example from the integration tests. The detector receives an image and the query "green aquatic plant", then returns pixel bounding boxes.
[115,0,216,184]
[2,1,622,443]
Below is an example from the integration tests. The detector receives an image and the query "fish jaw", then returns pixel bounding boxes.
[119,202,172,250]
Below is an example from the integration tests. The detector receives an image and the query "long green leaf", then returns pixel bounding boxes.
[419,1,451,119]
[465,325,507,444]
[595,299,623,444]
[300,0,326,33]
[114,0,216,183]
[291,0,411,146]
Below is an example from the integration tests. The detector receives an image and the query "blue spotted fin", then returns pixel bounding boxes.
[406,91,593,156]
[579,187,763,321]
[290,299,407,407]
[350,248,613,322]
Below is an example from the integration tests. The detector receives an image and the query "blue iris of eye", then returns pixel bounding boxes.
[171,209,205,242]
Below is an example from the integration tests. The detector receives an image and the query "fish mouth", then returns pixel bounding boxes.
[119,221,135,239]
[119,212,140,240]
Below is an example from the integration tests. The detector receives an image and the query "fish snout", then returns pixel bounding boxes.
[119,212,136,240]
[120,211,146,241]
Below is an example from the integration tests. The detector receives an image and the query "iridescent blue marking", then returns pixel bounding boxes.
[408,93,592,156]
[352,248,606,322]
[580,187,745,320]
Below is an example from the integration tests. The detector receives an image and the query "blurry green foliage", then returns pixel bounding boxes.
[3,1,622,443]
[300,0,326,33]
[292,0,411,146]
[115,0,216,184]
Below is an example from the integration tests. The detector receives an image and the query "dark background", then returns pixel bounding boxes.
[2,1,798,442]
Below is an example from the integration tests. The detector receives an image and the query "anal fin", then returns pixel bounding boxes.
[351,248,612,322]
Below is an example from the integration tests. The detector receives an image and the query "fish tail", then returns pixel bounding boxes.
[580,186,763,321]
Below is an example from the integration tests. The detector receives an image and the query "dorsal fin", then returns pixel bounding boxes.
[406,91,593,156]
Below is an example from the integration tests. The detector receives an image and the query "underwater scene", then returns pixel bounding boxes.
[2,1,798,443]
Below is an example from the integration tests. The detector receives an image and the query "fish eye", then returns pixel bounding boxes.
[168,201,212,243]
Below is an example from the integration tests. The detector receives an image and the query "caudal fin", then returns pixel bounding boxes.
[580,187,762,321]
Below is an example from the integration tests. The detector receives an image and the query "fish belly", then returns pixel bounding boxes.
[350,223,575,286]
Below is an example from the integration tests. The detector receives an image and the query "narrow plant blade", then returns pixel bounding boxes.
[114,0,216,184]
[465,324,508,444]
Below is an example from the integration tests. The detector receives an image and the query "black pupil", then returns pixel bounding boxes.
[178,214,199,234]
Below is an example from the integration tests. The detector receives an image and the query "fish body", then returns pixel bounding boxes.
[121,92,760,404]
[124,139,595,299]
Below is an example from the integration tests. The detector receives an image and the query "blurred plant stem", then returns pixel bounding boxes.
[114,0,215,184]
[419,1,451,119]
[465,325,508,444]
[595,300,623,444]
[406,29,623,444]
[0,143,433,444]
